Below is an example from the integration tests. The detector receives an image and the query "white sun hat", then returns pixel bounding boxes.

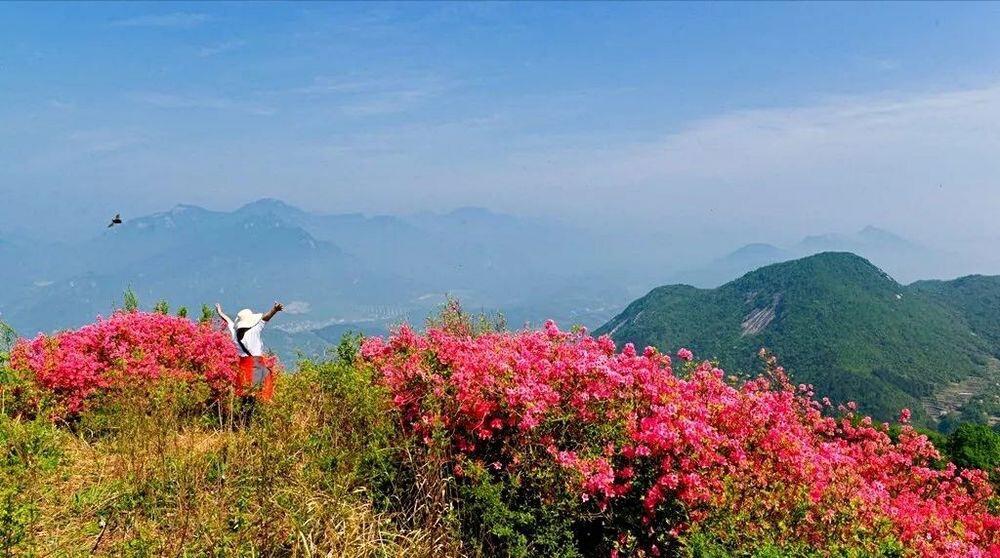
[235,308,263,330]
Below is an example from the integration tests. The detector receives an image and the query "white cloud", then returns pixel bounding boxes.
[134,92,275,116]
[283,301,311,315]
[66,129,145,154]
[339,87,441,116]
[287,75,455,116]
[110,12,210,29]
[504,83,1000,240]
[198,40,246,57]
[290,76,394,95]
[856,55,900,71]
[13,128,147,173]
[47,99,75,110]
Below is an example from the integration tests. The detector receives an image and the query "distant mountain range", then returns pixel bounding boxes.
[5,197,991,393]
[670,226,939,288]
[598,252,1000,431]
[0,199,631,359]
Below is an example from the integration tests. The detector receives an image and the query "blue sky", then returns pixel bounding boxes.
[3,2,1000,253]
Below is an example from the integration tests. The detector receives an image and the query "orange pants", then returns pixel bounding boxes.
[236,356,276,402]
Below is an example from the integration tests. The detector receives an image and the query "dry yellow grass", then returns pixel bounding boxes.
[2,369,453,557]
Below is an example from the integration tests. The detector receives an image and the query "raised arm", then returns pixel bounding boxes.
[262,301,283,322]
[215,303,233,325]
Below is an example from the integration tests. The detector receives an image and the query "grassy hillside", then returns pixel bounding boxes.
[597,252,999,426]
[4,309,998,556]
[0,355,448,556]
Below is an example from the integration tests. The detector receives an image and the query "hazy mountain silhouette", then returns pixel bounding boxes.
[0,200,630,359]
[0,203,979,369]
[669,226,939,288]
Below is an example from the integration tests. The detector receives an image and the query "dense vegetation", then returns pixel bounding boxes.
[3,307,999,556]
[1,343,439,556]
[912,275,1000,349]
[597,252,1000,429]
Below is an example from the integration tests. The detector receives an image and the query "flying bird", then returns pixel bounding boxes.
[107,213,122,228]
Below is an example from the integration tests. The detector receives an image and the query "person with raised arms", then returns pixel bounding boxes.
[215,301,283,404]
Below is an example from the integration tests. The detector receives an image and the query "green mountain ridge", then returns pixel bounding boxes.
[596,252,1000,428]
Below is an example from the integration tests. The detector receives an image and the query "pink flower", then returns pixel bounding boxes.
[360,319,1000,556]
[11,311,241,416]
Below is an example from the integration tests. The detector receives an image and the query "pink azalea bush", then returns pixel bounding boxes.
[361,319,1000,557]
[10,311,238,415]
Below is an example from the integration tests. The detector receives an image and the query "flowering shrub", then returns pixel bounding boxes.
[10,311,238,415]
[361,320,1000,557]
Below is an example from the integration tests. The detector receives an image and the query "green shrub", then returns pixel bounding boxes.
[947,423,1000,486]
[123,287,139,312]
[0,321,15,357]
[199,304,213,325]
[0,415,64,555]
[0,364,46,420]
[453,460,592,558]
[679,529,906,557]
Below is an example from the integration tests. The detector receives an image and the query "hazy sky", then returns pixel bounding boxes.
[3,2,1000,252]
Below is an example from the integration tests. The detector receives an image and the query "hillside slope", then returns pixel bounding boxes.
[597,252,998,425]
[911,275,1000,351]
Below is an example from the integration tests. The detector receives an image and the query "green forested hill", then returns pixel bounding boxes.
[911,275,1000,351]
[596,252,1000,427]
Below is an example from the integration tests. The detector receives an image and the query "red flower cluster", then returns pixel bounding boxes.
[11,311,238,414]
[361,320,1000,556]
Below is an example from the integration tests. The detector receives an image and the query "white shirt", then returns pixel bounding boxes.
[226,320,265,357]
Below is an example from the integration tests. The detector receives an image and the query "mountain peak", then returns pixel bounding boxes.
[856,225,916,247]
[797,250,875,265]
[169,203,206,214]
[236,198,305,217]
[728,243,786,258]
[445,206,508,220]
[245,197,292,208]
[859,225,889,235]
[745,251,896,286]
[448,206,494,215]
